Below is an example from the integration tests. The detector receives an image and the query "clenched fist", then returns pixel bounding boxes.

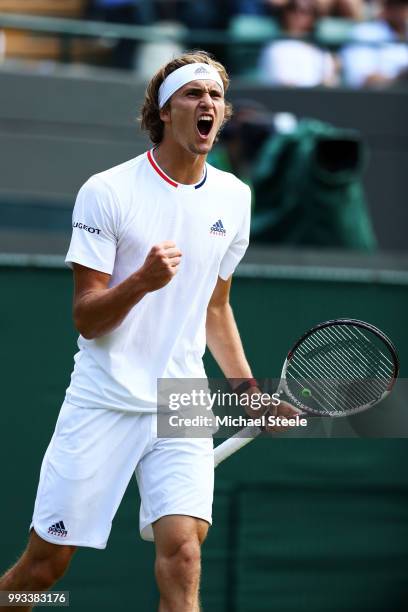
[139,241,182,292]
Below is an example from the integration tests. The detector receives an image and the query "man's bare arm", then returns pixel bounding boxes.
[73,241,182,339]
[206,276,253,385]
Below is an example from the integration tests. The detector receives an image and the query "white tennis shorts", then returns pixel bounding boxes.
[30,400,214,549]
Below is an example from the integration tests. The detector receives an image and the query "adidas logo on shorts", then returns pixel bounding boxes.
[48,520,68,538]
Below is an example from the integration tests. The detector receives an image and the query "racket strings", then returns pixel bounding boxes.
[286,324,395,415]
[287,371,364,415]
[286,367,352,414]
[301,325,393,384]
[310,328,391,396]
[289,357,381,414]
[287,361,379,415]
[312,329,392,390]
[328,326,394,392]
[301,333,379,390]
[332,325,394,378]
[294,337,382,405]
[307,327,387,380]
[351,325,394,367]
[288,354,364,409]
[333,330,394,387]
[287,357,365,414]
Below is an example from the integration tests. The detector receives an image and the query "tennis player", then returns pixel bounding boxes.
[0,51,297,612]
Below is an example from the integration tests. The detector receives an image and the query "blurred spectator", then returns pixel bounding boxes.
[315,0,363,19]
[233,0,362,18]
[259,0,338,86]
[134,21,184,78]
[86,0,155,69]
[341,0,408,87]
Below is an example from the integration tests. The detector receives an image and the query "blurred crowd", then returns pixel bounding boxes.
[85,0,408,88]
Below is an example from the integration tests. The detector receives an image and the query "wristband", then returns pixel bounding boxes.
[232,378,259,396]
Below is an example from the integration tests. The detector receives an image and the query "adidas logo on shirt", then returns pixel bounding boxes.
[210,219,226,236]
[48,520,68,538]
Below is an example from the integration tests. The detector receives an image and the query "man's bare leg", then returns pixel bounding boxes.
[153,515,209,612]
[0,530,76,612]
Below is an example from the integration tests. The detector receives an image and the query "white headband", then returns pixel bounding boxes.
[158,63,224,109]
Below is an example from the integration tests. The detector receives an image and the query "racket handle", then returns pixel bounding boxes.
[214,426,262,467]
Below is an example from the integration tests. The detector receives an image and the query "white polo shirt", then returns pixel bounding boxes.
[65,150,251,412]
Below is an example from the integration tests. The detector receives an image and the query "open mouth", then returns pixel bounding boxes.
[197,115,214,137]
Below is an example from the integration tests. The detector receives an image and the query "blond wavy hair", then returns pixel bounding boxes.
[140,50,233,145]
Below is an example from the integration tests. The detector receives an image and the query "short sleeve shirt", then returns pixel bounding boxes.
[65,151,251,412]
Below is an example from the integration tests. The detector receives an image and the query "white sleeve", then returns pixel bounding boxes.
[218,185,251,281]
[65,177,119,274]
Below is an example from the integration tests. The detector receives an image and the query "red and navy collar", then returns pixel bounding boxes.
[147,149,207,190]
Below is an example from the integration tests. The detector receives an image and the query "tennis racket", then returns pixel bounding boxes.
[214,318,399,467]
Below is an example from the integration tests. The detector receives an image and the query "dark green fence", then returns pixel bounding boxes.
[1,262,407,610]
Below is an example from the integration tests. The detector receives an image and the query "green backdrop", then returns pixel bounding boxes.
[1,265,407,611]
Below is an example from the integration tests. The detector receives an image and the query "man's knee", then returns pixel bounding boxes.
[156,539,201,584]
[154,515,209,588]
[27,551,73,589]
[171,539,201,569]
[23,531,76,589]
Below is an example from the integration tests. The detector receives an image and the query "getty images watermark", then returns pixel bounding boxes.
[157,379,308,438]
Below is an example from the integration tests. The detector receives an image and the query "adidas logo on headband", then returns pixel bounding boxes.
[194,67,210,75]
